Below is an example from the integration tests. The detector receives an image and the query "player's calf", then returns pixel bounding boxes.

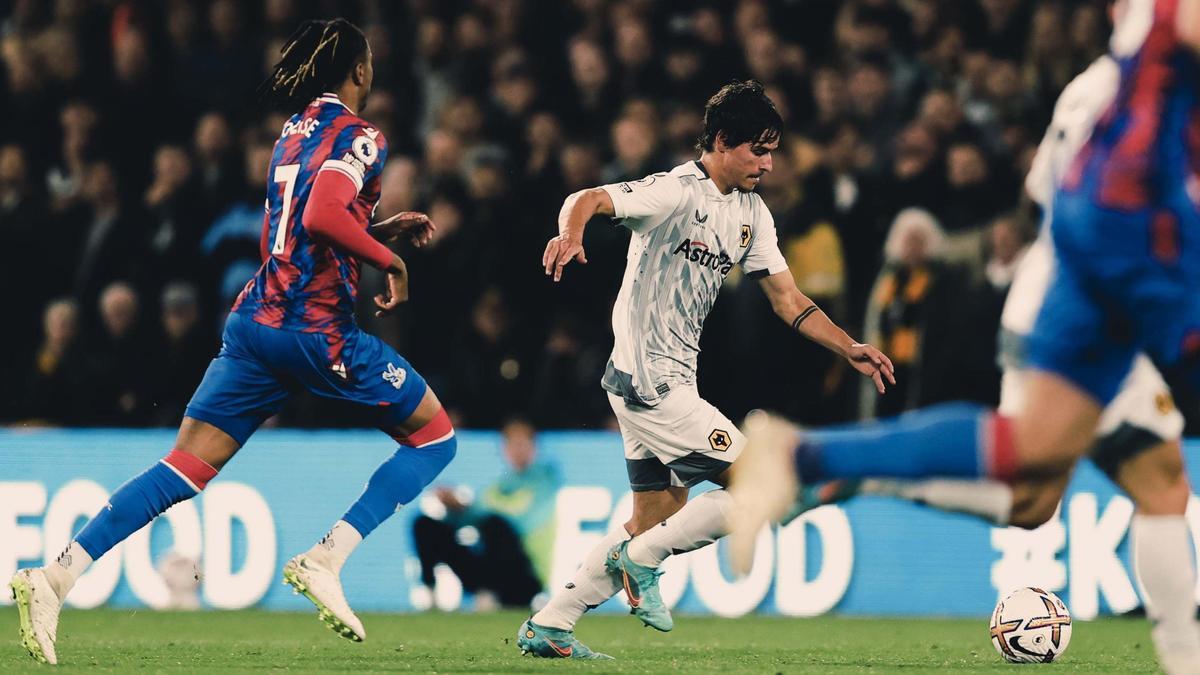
[53,449,219,599]
[343,407,457,538]
[1007,476,1070,530]
[1112,441,1200,673]
[287,406,457,642]
[9,447,218,666]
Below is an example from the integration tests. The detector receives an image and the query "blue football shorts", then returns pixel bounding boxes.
[185,312,428,445]
[1026,186,1200,404]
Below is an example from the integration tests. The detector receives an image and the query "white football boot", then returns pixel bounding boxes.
[727,411,800,576]
[1154,625,1200,675]
[283,553,366,642]
[10,568,62,665]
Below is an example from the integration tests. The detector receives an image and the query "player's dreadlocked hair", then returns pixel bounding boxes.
[696,80,783,151]
[260,19,368,112]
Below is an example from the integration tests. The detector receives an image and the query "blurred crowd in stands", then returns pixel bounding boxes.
[2,0,1107,430]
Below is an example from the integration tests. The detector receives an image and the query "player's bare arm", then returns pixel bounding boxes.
[758,270,895,394]
[370,211,436,247]
[543,188,614,281]
[1178,0,1200,50]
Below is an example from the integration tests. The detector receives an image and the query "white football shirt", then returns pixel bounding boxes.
[578,160,787,406]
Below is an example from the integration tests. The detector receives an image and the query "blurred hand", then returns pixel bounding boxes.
[846,342,896,394]
[371,211,436,247]
[434,486,466,512]
[542,234,587,282]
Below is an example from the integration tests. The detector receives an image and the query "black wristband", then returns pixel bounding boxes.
[791,305,819,333]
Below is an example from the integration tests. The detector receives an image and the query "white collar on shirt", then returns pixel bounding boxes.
[315,92,352,113]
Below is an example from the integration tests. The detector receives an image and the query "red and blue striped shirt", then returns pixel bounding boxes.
[233,94,389,342]
[1067,0,1199,210]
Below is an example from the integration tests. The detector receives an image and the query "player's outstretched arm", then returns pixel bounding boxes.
[369,211,436,247]
[758,270,896,394]
[543,188,615,282]
[1178,0,1200,50]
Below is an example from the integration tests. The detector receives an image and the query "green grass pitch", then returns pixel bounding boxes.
[0,608,1159,672]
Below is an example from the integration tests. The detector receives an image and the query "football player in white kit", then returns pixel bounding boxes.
[515,81,894,659]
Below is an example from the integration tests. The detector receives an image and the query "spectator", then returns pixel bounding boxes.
[602,115,661,183]
[447,288,530,428]
[984,212,1032,293]
[109,27,171,189]
[411,418,562,609]
[878,122,943,221]
[1,144,47,365]
[806,65,848,137]
[45,102,99,214]
[143,145,204,290]
[84,281,150,425]
[564,37,617,135]
[1,0,1106,428]
[64,160,144,312]
[860,208,967,418]
[529,315,610,429]
[192,112,242,218]
[489,50,539,153]
[942,141,1006,239]
[949,212,1037,406]
[21,299,83,425]
[846,57,901,149]
[201,142,274,313]
[146,282,213,426]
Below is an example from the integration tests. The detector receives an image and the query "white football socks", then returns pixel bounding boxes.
[861,478,1014,526]
[310,520,363,573]
[627,489,734,568]
[1132,515,1200,656]
[45,541,93,601]
[531,528,628,631]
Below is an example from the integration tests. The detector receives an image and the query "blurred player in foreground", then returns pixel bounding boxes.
[516,80,893,659]
[789,38,1200,671]
[729,3,1200,673]
[11,19,454,665]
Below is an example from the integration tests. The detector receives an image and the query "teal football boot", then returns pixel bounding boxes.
[781,479,864,525]
[605,541,672,631]
[516,619,613,660]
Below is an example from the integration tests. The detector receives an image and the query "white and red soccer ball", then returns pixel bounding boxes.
[990,587,1073,664]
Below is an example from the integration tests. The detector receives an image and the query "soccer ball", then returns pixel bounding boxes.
[989,587,1072,663]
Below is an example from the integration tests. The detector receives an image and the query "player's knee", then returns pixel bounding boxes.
[1129,455,1190,515]
[428,431,457,470]
[1012,440,1080,480]
[1009,501,1059,530]
[1134,477,1191,516]
[1009,480,1067,530]
[1114,441,1190,515]
[398,408,457,470]
[163,449,219,493]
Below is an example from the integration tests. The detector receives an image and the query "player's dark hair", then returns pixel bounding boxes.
[259,18,368,112]
[696,80,783,152]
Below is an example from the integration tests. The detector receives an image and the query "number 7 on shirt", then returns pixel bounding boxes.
[272,163,300,255]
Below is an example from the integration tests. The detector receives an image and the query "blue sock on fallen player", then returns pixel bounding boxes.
[75,450,218,560]
[341,413,457,538]
[794,402,1016,482]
